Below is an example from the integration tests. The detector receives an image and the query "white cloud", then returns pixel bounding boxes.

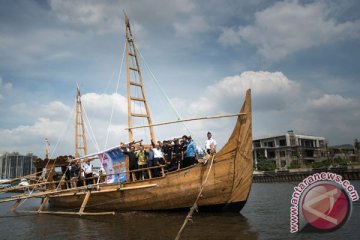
[81,92,128,116]
[0,77,12,100]
[0,77,12,91]
[0,92,131,156]
[49,0,196,35]
[0,117,71,156]
[218,0,360,61]
[174,16,210,37]
[10,100,71,119]
[49,0,120,34]
[189,71,299,113]
[307,94,359,110]
[0,28,83,66]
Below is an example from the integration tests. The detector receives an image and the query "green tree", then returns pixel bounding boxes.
[355,138,359,151]
[257,158,276,171]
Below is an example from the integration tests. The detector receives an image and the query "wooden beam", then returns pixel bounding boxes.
[130,97,145,102]
[126,113,247,130]
[131,113,148,118]
[37,197,49,213]
[24,210,115,216]
[129,81,142,87]
[0,183,159,203]
[10,199,22,212]
[79,191,91,215]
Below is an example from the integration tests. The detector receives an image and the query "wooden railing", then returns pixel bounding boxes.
[56,164,167,190]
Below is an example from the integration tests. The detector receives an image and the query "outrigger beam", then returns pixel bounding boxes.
[79,191,91,215]
[10,199,22,212]
[125,113,247,130]
[37,196,49,213]
[24,210,115,216]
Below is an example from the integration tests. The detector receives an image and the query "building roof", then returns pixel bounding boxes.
[253,131,325,141]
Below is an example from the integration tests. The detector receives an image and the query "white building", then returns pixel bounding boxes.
[253,131,327,169]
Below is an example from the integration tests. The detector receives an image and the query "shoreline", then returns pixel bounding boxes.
[253,166,360,183]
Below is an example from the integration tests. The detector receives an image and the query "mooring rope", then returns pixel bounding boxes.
[174,154,216,240]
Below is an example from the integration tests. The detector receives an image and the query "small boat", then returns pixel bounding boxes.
[0,179,11,189]
[0,13,253,216]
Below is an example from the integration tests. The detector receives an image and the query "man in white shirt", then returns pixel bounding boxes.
[83,161,93,185]
[152,144,165,177]
[205,132,217,154]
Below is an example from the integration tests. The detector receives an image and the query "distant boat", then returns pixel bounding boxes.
[0,13,253,215]
[0,179,11,189]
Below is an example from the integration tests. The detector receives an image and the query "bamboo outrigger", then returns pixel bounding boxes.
[0,13,253,216]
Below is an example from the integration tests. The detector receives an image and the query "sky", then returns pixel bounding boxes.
[0,0,359,158]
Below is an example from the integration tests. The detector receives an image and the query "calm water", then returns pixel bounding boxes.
[0,181,359,240]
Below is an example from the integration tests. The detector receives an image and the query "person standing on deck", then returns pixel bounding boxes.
[205,131,217,154]
[153,143,165,177]
[171,138,182,171]
[147,143,155,178]
[180,135,188,168]
[83,161,93,185]
[184,136,197,167]
[121,144,139,181]
[135,145,147,180]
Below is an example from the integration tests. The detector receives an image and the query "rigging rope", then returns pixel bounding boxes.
[105,40,126,149]
[50,103,76,158]
[135,47,200,145]
[82,99,100,153]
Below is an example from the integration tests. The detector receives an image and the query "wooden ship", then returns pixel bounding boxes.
[0,13,253,216]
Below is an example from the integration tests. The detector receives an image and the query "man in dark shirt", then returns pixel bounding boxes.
[162,140,173,167]
[121,144,138,181]
[168,139,182,171]
[180,135,189,168]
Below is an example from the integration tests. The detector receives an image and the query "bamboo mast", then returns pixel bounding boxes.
[124,12,156,144]
[75,87,88,159]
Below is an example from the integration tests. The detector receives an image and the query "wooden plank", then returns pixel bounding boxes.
[79,191,91,215]
[131,113,148,118]
[130,97,145,102]
[49,184,158,197]
[129,81,142,87]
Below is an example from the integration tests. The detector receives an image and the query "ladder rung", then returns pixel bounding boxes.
[129,52,135,56]
[131,113,148,118]
[130,81,142,87]
[130,67,138,72]
[130,97,145,102]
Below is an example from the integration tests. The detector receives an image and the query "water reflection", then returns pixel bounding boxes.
[0,182,359,240]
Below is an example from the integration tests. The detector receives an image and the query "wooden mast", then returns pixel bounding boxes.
[75,87,88,159]
[124,12,156,144]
